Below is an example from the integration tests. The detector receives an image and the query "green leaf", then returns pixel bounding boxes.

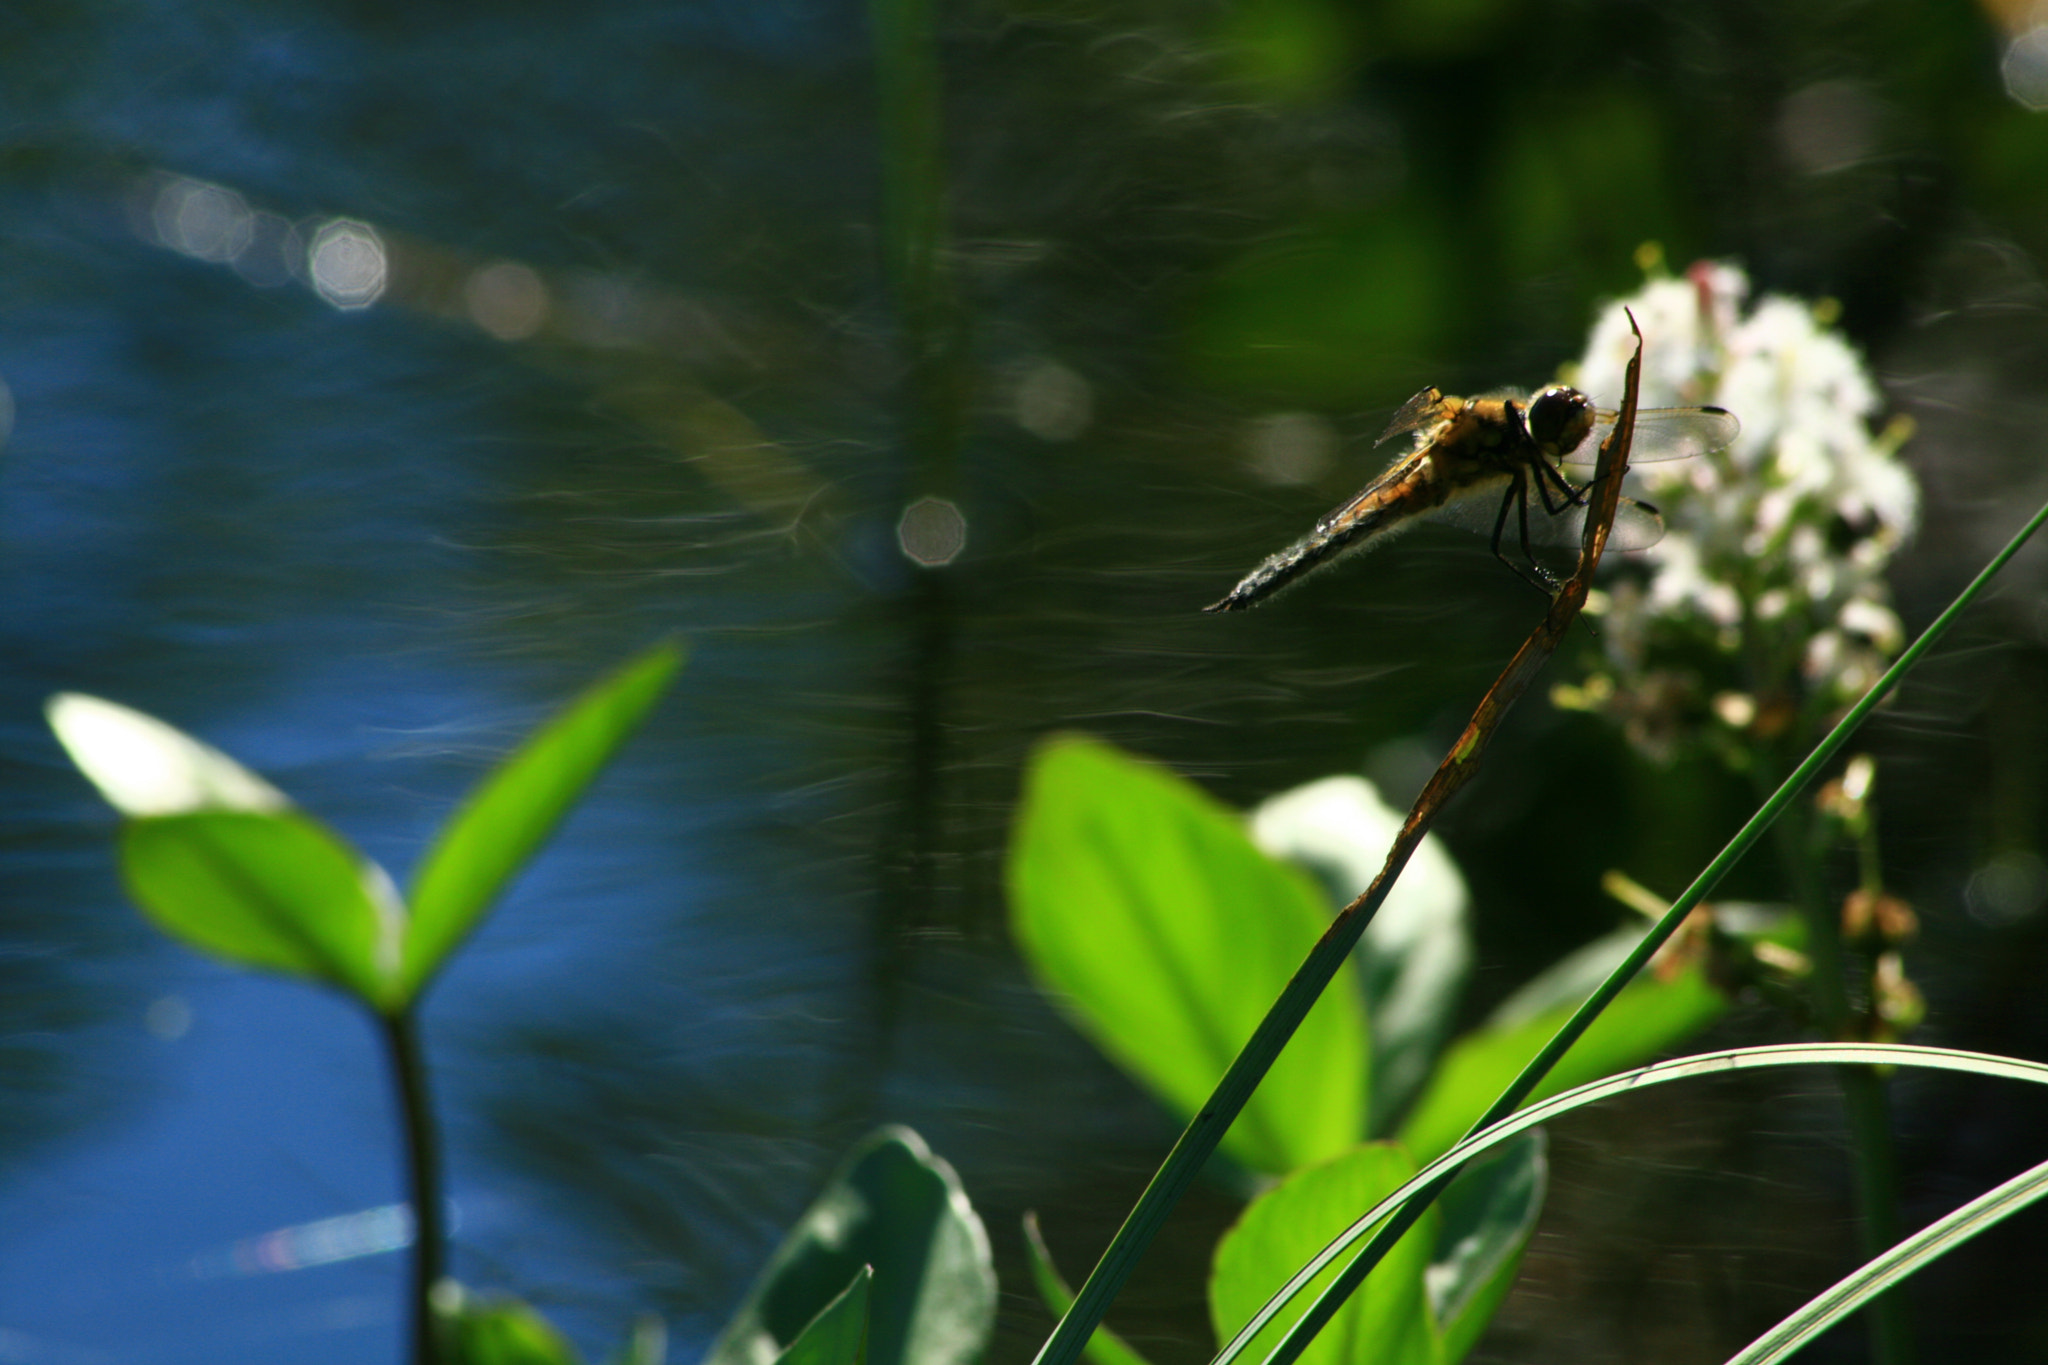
[775,1268,871,1365]
[46,692,290,816]
[1007,736,1370,1175]
[1428,1131,1546,1363]
[436,1287,583,1365]
[1020,1214,1157,1365]
[1210,1143,1443,1365]
[702,1127,994,1365]
[1248,776,1471,1132]
[1397,928,1726,1164]
[402,641,682,1002]
[120,811,404,1008]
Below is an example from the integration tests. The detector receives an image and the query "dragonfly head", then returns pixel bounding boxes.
[1526,385,1596,457]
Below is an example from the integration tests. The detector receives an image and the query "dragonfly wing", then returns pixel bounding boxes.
[1419,474,1579,547]
[1423,481,1665,553]
[1375,386,1450,447]
[1605,497,1667,551]
[1562,406,1741,466]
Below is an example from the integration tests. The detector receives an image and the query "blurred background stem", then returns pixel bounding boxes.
[1768,797,1913,1365]
[867,0,970,1072]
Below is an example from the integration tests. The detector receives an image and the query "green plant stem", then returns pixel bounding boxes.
[1032,325,1654,1365]
[1254,494,2048,1365]
[381,1008,445,1365]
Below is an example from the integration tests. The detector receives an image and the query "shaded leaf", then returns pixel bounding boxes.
[1008,735,1369,1175]
[1210,1143,1442,1365]
[120,811,404,1008]
[402,640,682,1001]
[1428,1131,1546,1363]
[775,1267,871,1365]
[703,1127,993,1365]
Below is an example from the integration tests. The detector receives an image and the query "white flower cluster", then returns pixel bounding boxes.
[1558,262,1918,757]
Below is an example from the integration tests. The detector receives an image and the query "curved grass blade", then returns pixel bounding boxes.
[1209,1144,1440,1365]
[1724,1155,2048,1365]
[1210,1043,2048,1365]
[401,640,682,1004]
[1245,491,2048,1365]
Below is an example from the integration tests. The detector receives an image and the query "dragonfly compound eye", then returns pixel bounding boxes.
[1527,385,1595,453]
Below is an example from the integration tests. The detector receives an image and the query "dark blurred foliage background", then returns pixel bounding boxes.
[5,1,2048,1362]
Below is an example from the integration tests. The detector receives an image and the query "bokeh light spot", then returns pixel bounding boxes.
[1013,359,1093,441]
[2003,26,2048,110]
[1244,411,1337,486]
[152,176,254,263]
[465,260,550,341]
[1967,851,2048,926]
[145,994,192,1041]
[896,496,968,567]
[308,219,388,310]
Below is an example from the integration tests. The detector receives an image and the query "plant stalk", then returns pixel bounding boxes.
[381,1008,446,1365]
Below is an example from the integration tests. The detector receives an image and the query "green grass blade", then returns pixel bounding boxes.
[1021,1215,1157,1365]
[1210,1145,1442,1365]
[1246,493,2048,1365]
[1210,1044,2048,1365]
[401,640,682,1003]
[1724,1155,2048,1365]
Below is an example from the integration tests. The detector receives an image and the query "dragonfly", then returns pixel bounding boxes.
[1204,383,1739,612]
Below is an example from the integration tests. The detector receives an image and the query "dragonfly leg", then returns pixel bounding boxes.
[1532,458,1588,516]
[1489,471,1558,594]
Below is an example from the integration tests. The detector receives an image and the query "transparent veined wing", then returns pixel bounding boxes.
[1421,475,1668,553]
[1374,387,1453,447]
[1561,405,1739,466]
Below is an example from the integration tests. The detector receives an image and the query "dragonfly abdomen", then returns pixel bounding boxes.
[1203,500,1402,612]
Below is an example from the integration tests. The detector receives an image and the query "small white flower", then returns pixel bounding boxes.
[1560,260,1919,752]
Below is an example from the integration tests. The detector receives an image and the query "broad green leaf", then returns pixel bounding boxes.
[1020,1213,1157,1365]
[1210,1143,1443,1365]
[120,811,404,1008]
[1248,776,1471,1131]
[702,1127,993,1365]
[1397,930,1725,1164]
[775,1268,871,1365]
[436,1287,583,1365]
[402,641,682,1001]
[46,692,290,817]
[1428,1131,1546,1362]
[1008,736,1369,1174]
